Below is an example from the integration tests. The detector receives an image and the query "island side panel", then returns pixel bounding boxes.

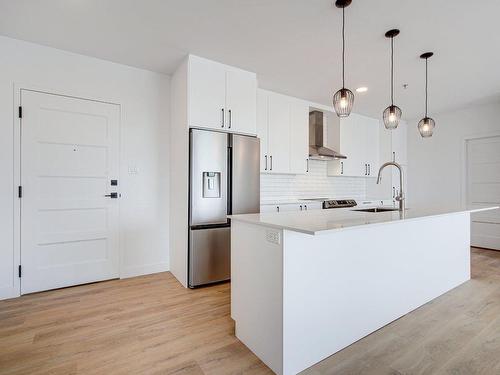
[231,220,284,375]
[282,212,471,375]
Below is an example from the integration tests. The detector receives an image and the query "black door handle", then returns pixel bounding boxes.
[104,192,118,198]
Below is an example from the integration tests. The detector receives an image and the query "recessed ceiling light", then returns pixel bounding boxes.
[356,87,368,93]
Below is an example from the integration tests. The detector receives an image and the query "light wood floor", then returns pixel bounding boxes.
[0,248,499,375]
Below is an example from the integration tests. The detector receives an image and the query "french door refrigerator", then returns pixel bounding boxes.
[189,128,260,287]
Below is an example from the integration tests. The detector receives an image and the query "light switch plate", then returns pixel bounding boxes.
[128,165,139,174]
[266,230,281,245]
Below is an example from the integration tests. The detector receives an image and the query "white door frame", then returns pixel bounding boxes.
[12,83,122,297]
[461,131,500,210]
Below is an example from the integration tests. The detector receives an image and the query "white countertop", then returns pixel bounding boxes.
[230,206,499,235]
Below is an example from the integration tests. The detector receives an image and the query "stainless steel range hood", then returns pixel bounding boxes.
[309,111,346,160]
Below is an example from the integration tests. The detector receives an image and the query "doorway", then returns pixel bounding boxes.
[20,89,120,294]
[466,135,500,251]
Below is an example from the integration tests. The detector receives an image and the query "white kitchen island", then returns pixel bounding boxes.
[229,206,498,375]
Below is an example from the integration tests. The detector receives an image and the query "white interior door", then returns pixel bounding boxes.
[20,90,120,294]
[466,136,500,250]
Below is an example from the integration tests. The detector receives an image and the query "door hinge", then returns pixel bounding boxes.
[18,106,22,119]
[18,265,22,278]
[18,186,22,198]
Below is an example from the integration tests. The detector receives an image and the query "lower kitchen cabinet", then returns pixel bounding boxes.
[260,202,322,213]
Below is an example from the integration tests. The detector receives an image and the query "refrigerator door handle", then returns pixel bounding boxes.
[221,108,225,128]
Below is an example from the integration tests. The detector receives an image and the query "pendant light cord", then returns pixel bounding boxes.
[342,7,345,88]
[425,58,428,117]
[390,36,394,105]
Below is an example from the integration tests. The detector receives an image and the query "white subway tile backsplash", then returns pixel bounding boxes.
[261,160,366,202]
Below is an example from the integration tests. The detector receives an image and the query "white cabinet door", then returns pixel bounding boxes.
[257,90,269,172]
[225,69,257,135]
[268,92,290,174]
[189,56,226,130]
[329,113,380,177]
[340,115,363,176]
[260,204,279,213]
[289,99,309,174]
[361,115,380,177]
[302,202,323,210]
[391,119,408,164]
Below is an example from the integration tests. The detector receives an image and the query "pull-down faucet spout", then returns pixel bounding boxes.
[376,162,405,212]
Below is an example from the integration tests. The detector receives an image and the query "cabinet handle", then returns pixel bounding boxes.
[228,109,232,129]
[300,205,303,211]
[305,205,308,210]
[341,161,343,175]
[368,164,371,176]
[270,155,273,171]
[277,205,280,212]
[306,158,309,173]
[221,108,225,128]
[264,155,268,171]
[365,164,367,176]
[393,187,395,198]
[393,151,396,162]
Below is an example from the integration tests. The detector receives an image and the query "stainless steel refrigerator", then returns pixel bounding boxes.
[189,128,260,287]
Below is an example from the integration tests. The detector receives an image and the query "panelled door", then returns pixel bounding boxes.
[20,90,120,294]
[466,136,500,251]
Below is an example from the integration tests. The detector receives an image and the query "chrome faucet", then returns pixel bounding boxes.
[376,162,405,212]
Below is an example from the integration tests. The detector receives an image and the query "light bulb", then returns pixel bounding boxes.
[340,97,348,109]
[388,112,396,123]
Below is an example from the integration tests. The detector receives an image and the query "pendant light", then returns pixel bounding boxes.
[382,29,402,129]
[418,52,435,137]
[332,0,354,117]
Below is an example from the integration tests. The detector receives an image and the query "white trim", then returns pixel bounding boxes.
[460,131,500,210]
[120,262,170,279]
[12,82,21,299]
[13,83,122,298]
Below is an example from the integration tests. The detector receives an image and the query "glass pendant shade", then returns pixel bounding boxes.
[419,52,435,138]
[383,29,401,130]
[383,104,402,129]
[333,88,354,117]
[333,0,354,118]
[418,116,435,138]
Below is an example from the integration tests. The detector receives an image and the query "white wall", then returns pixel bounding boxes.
[407,99,500,209]
[0,36,170,299]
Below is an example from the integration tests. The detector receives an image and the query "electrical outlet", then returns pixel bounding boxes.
[266,230,281,245]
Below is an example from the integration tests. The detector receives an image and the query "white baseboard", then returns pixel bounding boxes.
[120,262,170,279]
[0,286,20,301]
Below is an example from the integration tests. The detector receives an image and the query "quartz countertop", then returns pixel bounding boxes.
[229,206,499,235]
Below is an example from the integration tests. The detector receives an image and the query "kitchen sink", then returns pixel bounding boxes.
[353,207,400,213]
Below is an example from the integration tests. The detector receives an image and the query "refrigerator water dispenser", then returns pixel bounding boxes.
[202,172,221,198]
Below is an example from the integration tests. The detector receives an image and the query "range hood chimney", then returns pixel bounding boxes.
[309,111,346,160]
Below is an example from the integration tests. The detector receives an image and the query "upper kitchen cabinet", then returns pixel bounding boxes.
[257,89,308,174]
[390,119,408,164]
[188,55,257,135]
[328,113,380,177]
[225,69,257,134]
[289,99,309,174]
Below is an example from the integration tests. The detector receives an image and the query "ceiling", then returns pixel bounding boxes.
[1,0,499,120]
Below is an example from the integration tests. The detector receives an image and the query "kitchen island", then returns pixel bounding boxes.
[229,206,498,375]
